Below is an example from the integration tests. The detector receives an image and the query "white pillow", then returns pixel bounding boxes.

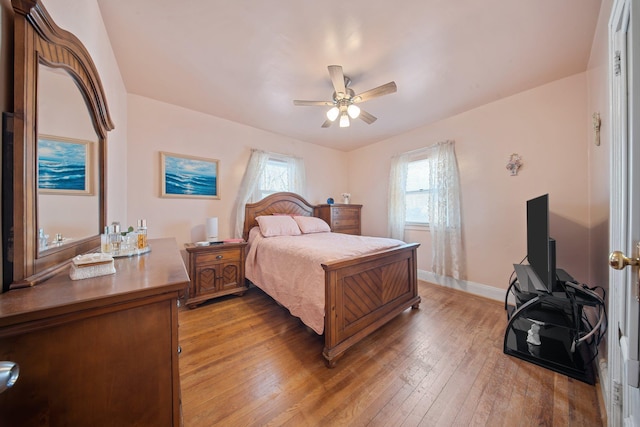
[293,216,331,234]
[255,215,301,237]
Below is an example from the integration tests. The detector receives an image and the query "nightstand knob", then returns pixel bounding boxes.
[216,255,223,260]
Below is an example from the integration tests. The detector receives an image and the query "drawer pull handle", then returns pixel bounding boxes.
[216,255,223,260]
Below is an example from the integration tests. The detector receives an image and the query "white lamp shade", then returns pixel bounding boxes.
[339,113,350,128]
[206,217,218,241]
[326,106,339,121]
[347,104,360,119]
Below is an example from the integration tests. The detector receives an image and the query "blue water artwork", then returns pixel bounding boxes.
[163,153,218,197]
[38,137,88,192]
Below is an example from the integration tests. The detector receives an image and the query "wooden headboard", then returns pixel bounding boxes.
[243,192,315,241]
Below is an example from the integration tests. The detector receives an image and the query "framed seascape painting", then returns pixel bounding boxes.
[160,151,220,199]
[37,135,93,195]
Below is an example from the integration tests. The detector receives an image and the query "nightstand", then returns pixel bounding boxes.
[184,241,248,308]
[314,204,362,235]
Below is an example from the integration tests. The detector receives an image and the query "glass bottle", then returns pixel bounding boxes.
[101,226,111,253]
[110,224,121,255]
[137,219,147,249]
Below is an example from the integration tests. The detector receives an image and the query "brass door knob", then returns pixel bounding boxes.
[609,250,640,270]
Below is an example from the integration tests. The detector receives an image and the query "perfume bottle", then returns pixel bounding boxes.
[110,224,122,255]
[101,226,112,253]
[136,219,147,249]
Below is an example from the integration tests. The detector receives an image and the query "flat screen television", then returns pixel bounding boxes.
[526,194,557,293]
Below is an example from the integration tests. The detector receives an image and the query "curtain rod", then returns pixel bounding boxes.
[393,139,454,158]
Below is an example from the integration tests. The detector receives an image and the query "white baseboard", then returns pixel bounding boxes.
[418,270,508,303]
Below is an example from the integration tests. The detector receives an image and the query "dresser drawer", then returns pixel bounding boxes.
[331,208,360,220]
[196,247,241,264]
[332,218,359,228]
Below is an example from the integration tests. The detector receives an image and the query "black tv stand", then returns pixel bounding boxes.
[503,266,605,385]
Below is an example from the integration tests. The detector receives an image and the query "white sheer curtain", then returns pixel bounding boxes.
[387,140,465,279]
[388,153,409,240]
[427,141,465,279]
[234,149,269,238]
[289,155,306,196]
[233,149,306,238]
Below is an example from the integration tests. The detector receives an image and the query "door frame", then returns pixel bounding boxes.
[608,0,640,425]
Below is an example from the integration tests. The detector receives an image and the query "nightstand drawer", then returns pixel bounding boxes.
[197,247,241,264]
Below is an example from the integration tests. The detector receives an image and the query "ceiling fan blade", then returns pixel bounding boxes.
[358,109,377,124]
[353,81,397,103]
[293,100,334,107]
[321,119,334,128]
[328,65,346,99]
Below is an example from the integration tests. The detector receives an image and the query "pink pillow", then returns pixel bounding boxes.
[256,215,301,237]
[293,216,331,234]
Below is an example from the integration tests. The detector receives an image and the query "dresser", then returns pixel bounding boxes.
[184,241,248,308]
[0,238,189,426]
[314,204,362,235]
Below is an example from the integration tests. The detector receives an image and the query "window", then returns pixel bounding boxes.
[234,149,306,238]
[248,153,305,202]
[256,157,290,199]
[405,157,433,225]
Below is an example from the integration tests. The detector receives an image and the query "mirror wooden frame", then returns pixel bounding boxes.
[9,0,114,288]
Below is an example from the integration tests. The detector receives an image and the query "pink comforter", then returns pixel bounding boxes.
[245,228,405,334]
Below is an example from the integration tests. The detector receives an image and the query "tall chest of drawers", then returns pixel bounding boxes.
[314,204,362,235]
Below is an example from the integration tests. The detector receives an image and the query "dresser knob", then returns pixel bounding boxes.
[216,255,223,260]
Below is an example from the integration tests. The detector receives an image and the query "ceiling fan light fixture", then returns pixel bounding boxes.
[326,106,339,122]
[293,65,396,129]
[347,104,361,119]
[339,113,350,128]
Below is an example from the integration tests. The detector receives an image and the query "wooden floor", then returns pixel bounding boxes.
[178,281,605,426]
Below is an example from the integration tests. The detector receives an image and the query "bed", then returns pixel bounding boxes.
[243,192,421,367]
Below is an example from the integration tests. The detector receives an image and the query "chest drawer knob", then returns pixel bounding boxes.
[216,255,223,260]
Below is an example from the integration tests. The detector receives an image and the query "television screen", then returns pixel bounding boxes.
[527,194,555,292]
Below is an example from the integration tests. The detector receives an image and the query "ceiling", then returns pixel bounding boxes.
[97,0,602,152]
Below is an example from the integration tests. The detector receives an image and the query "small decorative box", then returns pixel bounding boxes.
[69,253,116,280]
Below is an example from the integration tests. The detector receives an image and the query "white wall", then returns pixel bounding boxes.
[348,73,590,290]
[587,0,612,290]
[45,0,129,225]
[585,0,613,387]
[126,94,348,247]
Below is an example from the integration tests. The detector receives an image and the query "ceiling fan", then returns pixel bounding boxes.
[293,65,397,128]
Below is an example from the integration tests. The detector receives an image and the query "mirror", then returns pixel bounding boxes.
[37,66,100,252]
[7,0,114,288]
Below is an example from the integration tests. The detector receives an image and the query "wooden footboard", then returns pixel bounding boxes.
[321,242,420,367]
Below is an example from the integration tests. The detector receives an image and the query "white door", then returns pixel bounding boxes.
[609,0,640,425]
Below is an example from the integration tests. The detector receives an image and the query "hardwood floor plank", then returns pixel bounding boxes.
[178,281,604,426]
